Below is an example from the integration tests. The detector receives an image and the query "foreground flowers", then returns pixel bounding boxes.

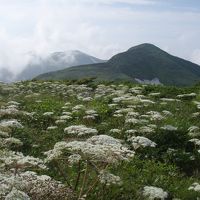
[45,135,135,199]
[1,80,200,199]
[0,99,74,199]
[0,171,74,199]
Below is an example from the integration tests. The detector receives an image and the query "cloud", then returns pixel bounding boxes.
[0,0,199,75]
[76,0,156,5]
[0,28,31,73]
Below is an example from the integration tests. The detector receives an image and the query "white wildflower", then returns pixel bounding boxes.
[140,99,155,104]
[83,115,96,120]
[45,135,134,164]
[62,111,72,115]
[189,138,200,146]
[43,112,54,116]
[126,112,139,118]
[110,129,121,134]
[47,126,58,130]
[55,120,66,124]
[72,105,85,112]
[128,136,156,149]
[148,92,160,97]
[160,98,180,102]
[161,125,177,131]
[68,154,81,165]
[108,103,118,108]
[4,137,23,147]
[177,93,196,99]
[44,141,70,161]
[188,182,200,192]
[138,126,155,134]
[7,101,20,106]
[125,118,140,125]
[143,186,168,200]
[98,170,122,186]
[188,126,200,137]
[162,110,173,116]
[192,112,200,118]
[59,115,72,120]
[125,129,137,135]
[64,125,98,137]
[0,150,46,170]
[146,111,164,121]
[82,97,93,102]
[0,131,9,138]
[113,114,123,118]
[0,120,23,129]
[5,188,30,200]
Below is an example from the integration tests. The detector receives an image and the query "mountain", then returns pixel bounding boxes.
[16,50,105,81]
[35,43,200,86]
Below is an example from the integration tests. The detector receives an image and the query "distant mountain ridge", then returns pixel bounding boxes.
[16,50,105,81]
[35,43,200,86]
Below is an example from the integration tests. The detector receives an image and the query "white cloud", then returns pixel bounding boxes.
[0,0,199,75]
[0,28,31,73]
[76,0,156,5]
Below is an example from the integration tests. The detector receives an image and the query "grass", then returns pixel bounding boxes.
[1,80,200,199]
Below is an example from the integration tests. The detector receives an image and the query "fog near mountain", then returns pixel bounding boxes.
[15,50,105,81]
[0,68,14,83]
[135,77,162,85]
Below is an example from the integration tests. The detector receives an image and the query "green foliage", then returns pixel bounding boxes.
[2,80,200,199]
[90,157,199,200]
[36,43,200,86]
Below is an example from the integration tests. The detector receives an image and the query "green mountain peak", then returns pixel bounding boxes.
[35,43,200,86]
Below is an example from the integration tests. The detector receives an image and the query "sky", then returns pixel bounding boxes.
[0,0,200,73]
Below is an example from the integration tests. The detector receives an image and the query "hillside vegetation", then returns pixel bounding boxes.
[36,44,200,86]
[16,51,105,81]
[1,79,200,199]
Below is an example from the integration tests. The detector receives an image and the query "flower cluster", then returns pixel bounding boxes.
[0,171,74,200]
[0,119,23,129]
[0,150,46,170]
[64,125,98,137]
[128,136,156,149]
[98,170,122,186]
[188,182,200,192]
[142,186,168,200]
[45,135,135,164]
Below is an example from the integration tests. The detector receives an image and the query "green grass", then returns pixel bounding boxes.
[2,80,200,199]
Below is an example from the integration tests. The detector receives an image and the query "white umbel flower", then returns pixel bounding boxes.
[45,135,134,164]
[68,154,81,165]
[188,182,200,192]
[0,119,23,129]
[98,170,122,186]
[143,186,168,200]
[64,125,98,137]
[188,126,200,137]
[43,112,54,116]
[161,125,177,131]
[5,188,30,200]
[128,136,156,149]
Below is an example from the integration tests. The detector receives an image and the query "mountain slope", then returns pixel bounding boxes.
[35,43,200,86]
[16,50,105,81]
